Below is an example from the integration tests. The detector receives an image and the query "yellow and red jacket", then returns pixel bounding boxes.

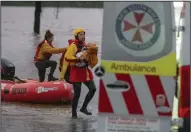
[34,40,66,61]
[59,39,76,70]
[60,39,93,82]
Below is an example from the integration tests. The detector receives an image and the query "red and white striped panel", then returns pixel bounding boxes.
[98,73,175,117]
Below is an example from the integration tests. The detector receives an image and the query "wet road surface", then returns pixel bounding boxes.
[2,102,97,132]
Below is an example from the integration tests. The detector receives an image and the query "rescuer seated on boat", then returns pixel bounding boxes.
[59,28,98,119]
[34,30,67,82]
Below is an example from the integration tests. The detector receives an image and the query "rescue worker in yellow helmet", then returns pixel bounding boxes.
[60,28,96,119]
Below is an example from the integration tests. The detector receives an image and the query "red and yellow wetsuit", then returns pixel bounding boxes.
[60,39,93,82]
[34,40,66,61]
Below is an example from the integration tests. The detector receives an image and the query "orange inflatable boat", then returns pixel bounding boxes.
[1,79,74,104]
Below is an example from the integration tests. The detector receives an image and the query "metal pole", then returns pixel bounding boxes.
[34,1,42,34]
[56,1,60,19]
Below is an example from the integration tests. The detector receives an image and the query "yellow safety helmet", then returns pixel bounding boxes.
[73,28,85,37]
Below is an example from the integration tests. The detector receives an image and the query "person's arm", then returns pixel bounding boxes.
[42,43,66,54]
[64,44,79,62]
[60,44,79,80]
[59,53,65,69]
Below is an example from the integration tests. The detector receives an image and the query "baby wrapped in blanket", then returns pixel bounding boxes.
[76,43,98,68]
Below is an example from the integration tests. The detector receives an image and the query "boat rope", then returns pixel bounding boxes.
[13,76,26,83]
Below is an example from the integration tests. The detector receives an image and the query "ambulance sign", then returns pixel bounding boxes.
[97,2,176,132]
[101,2,176,76]
[115,4,161,51]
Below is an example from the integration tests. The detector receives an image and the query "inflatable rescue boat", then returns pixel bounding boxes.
[1,58,73,104]
[1,79,74,104]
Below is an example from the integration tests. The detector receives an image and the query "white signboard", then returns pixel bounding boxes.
[105,116,160,132]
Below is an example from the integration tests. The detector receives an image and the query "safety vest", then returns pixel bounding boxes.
[34,40,54,61]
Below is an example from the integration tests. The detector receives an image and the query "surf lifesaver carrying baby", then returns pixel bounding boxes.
[59,42,98,71]
[59,28,98,118]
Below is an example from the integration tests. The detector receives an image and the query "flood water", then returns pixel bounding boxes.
[1,7,102,132]
[1,6,181,132]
